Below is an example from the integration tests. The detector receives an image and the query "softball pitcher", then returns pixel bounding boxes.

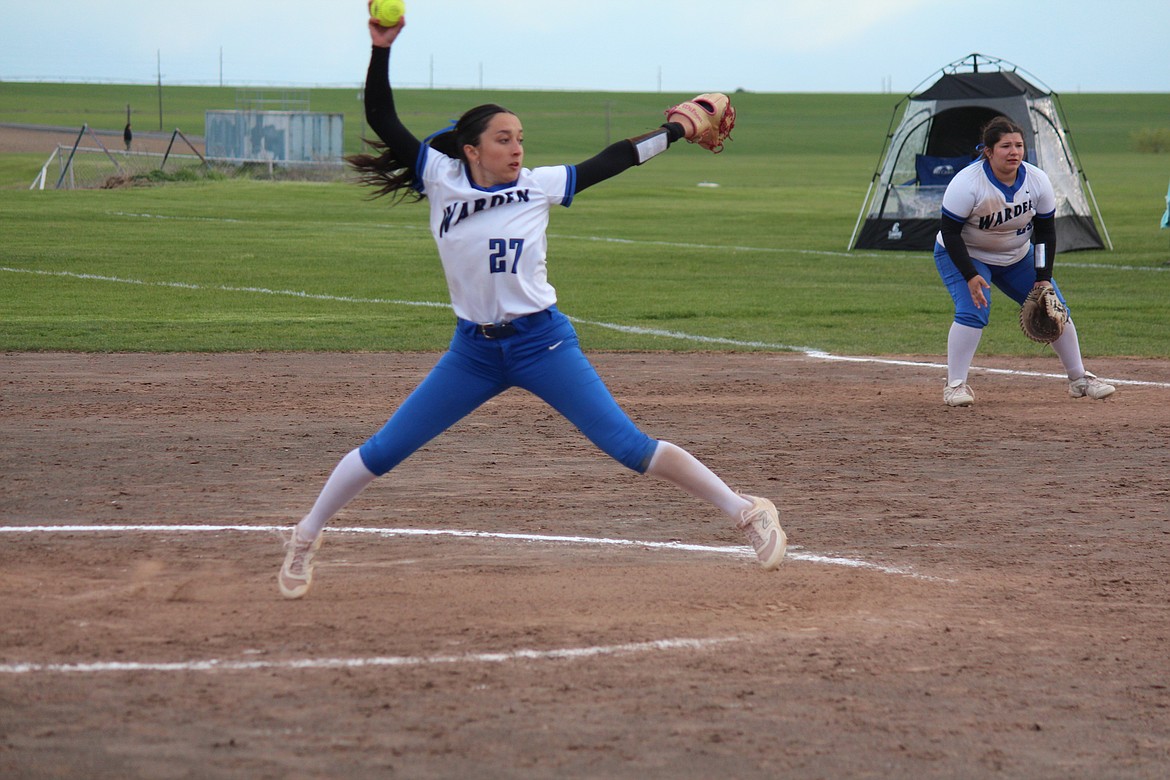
[278,10,785,598]
[935,116,1115,407]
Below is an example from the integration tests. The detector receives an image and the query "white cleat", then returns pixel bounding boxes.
[1069,372,1115,400]
[943,379,975,407]
[737,494,787,570]
[279,528,323,599]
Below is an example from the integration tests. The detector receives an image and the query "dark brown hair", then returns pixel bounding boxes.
[979,116,1026,158]
[346,103,515,202]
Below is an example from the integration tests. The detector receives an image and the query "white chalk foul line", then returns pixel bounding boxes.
[805,352,1170,389]
[569,322,1168,388]
[0,524,924,578]
[0,636,739,675]
[0,266,450,309]
[0,525,937,676]
[4,264,1166,389]
[330,527,929,577]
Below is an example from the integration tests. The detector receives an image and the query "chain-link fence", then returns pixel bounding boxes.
[31,125,346,190]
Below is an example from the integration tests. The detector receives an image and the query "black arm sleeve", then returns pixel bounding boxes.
[1031,215,1056,282]
[573,122,686,194]
[939,214,979,281]
[364,46,421,167]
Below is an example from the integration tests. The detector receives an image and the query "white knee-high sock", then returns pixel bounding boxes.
[645,441,752,520]
[947,322,983,383]
[1049,318,1086,380]
[296,448,378,540]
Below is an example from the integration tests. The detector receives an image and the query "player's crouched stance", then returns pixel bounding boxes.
[278,7,781,599]
[935,116,1115,408]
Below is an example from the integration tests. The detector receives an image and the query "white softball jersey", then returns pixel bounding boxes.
[418,147,575,324]
[937,159,1057,266]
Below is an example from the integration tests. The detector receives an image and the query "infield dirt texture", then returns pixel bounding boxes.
[3,351,1169,778]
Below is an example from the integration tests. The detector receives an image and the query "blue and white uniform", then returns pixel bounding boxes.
[927,133,1114,406]
[421,151,568,324]
[278,35,783,601]
[938,158,1055,267]
[934,158,1063,327]
[356,46,677,477]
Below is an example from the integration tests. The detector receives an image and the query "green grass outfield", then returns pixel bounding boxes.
[1,84,1167,355]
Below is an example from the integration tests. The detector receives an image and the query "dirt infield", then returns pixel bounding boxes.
[2,351,1169,778]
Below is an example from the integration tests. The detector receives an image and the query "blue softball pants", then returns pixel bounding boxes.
[358,306,658,476]
[934,243,1069,328]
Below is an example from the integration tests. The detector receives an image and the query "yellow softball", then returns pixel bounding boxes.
[370,0,405,27]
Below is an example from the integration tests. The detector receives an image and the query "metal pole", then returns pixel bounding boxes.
[55,125,88,189]
[86,125,123,174]
[847,180,875,250]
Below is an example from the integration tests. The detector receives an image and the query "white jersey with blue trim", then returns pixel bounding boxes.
[936,159,1056,266]
[418,146,576,324]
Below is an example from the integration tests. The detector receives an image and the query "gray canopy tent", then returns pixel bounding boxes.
[850,53,1110,252]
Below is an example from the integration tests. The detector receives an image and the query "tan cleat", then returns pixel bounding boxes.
[1069,372,1115,400]
[737,494,787,570]
[943,379,975,407]
[279,528,323,599]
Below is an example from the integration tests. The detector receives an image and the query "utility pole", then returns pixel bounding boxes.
[156,50,163,131]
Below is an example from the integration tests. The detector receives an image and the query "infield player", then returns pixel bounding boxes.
[278,8,785,598]
[935,115,1115,407]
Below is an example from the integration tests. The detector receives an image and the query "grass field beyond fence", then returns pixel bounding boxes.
[1,84,1168,356]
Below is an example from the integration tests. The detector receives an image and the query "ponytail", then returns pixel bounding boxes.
[346,103,515,202]
[346,141,422,203]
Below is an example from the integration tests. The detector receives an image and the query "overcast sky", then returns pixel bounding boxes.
[1,1,1166,94]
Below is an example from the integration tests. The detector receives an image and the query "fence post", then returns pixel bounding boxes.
[54,125,88,190]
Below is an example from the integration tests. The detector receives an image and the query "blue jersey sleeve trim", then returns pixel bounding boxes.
[413,144,429,194]
[941,205,966,222]
[1036,209,1056,219]
[562,165,576,208]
